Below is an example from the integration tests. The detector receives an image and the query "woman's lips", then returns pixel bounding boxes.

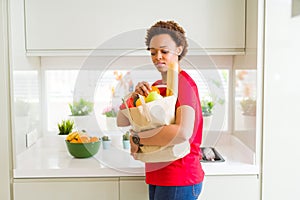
[156,62,166,67]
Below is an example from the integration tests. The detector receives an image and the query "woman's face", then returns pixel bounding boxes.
[149,34,182,73]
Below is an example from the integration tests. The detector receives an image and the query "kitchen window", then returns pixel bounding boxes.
[42,68,229,134]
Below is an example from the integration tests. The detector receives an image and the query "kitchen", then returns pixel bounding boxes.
[1,0,300,200]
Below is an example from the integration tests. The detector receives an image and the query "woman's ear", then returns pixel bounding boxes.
[176,46,183,55]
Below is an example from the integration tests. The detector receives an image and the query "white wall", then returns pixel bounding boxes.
[263,0,300,199]
[10,0,42,155]
[0,0,13,199]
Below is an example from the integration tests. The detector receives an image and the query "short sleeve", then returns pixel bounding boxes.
[176,71,199,109]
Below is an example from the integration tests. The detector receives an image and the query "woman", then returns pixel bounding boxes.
[117,20,204,200]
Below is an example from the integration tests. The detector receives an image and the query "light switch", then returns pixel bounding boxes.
[26,129,38,148]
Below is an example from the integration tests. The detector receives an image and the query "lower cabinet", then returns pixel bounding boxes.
[119,177,148,200]
[13,177,148,200]
[198,175,260,200]
[13,175,259,200]
[14,178,120,200]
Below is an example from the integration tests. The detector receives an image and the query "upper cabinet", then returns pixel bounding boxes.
[24,0,245,56]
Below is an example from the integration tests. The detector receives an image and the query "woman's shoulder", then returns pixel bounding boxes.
[152,80,163,86]
[179,70,197,87]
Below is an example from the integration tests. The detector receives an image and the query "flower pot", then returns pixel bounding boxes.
[122,140,130,149]
[70,115,99,133]
[203,115,212,130]
[242,115,256,130]
[102,140,111,149]
[202,115,212,147]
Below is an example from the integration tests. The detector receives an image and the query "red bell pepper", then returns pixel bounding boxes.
[119,97,135,110]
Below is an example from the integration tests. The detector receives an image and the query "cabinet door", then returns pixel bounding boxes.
[119,177,148,200]
[14,178,119,200]
[25,0,245,53]
[199,175,260,200]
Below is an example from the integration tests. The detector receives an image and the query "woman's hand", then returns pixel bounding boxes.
[132,81,151,99]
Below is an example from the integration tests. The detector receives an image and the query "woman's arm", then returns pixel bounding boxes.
[137,105,195,146]
[117,111,130,127]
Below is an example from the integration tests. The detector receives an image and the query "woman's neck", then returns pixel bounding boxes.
[161,72,167,84]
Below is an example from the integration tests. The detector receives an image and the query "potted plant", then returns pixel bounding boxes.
[240,98,256,130]
[201,100,215,117]
[102,106,117,118]
[69,98,93,116]
[201,98,215,147]
[101,135,111,149]
[58,119,74,135]
[240,98,256,116]
[122,131,130,149]
[69,98,96,133]
[102,106,118,130]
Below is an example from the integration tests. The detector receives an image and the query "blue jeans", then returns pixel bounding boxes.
[149,183,203,200]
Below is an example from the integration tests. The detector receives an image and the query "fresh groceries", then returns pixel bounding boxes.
[119,62,178,133]
[119,97,135,110]
[118,62,185,162]
[66,131,99,143]
[166,62,178,96]
[135,96,146,106]
[145,91,163,103]
[149,85,161,94]
[119,85,162,109]
[119,87,177,132]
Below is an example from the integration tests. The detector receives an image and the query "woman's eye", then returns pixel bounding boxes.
[162,50,169,54]
[150,49,169,56]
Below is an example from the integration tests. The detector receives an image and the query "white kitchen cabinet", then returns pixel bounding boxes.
[14,178,119,200]
[13,176,259,200]
[119,177,148,200]
[199,175,260,200]
[24,0,245,55]
[13,177,148,200]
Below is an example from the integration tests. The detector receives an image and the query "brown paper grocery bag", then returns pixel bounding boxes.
[121,94,177,132]
[136,141,190,163]
[120,62,190,162]
[121,62,179,132]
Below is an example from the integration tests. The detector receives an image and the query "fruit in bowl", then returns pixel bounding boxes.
[65,131,100,158]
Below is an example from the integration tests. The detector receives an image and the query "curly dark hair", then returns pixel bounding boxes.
[145,21,188,61]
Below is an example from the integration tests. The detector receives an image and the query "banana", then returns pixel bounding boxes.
[66,132,79,141]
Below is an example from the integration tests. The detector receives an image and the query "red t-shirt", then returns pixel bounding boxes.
[145,70,204,186]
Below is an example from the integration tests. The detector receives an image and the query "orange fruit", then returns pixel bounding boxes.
[135,96,146,107]
[149,86,160,95]
[90,137,99,143]
[77,135,90,143]
[70,139,78,143]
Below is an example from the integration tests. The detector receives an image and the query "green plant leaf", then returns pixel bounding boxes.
[102,135,110,141]
[122,131,130,140]
[69,98,94,116]
[58,119,74,135]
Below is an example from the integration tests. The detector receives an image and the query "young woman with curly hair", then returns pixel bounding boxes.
[117,20,204,200]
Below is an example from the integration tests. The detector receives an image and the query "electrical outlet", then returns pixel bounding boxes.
[26,129,38,148]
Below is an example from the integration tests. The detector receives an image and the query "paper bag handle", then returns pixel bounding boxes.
[123,95,152,125]
[122,97,135,124]
[138,94,152,122]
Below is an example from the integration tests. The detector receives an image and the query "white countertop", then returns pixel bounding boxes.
[14,134,259,178]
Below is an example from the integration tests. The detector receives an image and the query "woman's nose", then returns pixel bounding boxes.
[156,51,162,60]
